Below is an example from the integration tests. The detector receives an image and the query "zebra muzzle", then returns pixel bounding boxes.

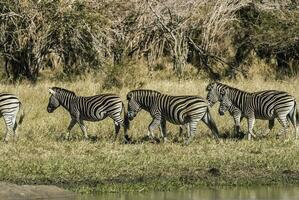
[47,107,54,113]
[218,110,225,116]
[208,101,214,107]
[127,112,135,120]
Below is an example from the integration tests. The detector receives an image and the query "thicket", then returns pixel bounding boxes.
[0,0,298,83]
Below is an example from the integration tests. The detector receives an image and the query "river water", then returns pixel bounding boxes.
[78,186,299,200]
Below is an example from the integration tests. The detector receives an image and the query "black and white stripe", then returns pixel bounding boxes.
[127,89,219,144]
[47,87,129,140]
[0,93,25,143]
[207,82,298,140]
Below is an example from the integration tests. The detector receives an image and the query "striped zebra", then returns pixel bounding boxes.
[0,93,25,143]
[47,87,129,140]
[126,89,219,144]
[206,83,245,137]
[207,82,298,140]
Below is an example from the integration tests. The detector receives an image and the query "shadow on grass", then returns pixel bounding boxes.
[54,130,276,144]
[124,135,162,145]
[55,133,106,143]
[219,130,246,140]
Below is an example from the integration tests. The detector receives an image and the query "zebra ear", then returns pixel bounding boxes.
[206,82,215,91]
[220,88,227,96]
[206,84,212,91]
[127,93,133,100]
[206,85,211,91]
[49,88,56,95]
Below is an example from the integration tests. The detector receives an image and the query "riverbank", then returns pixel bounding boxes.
[0,182,74,199]
[0,78,298,193]
[1,138,299,193]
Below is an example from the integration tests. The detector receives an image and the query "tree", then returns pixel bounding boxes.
[0,0,104,82]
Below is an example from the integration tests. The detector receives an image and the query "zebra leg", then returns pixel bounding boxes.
[179,124,188,139]
[78,120,89,140]
[110,111,129,141]
[276,115,289,139]
[201,111,220,141]
[263,119,275,137]
[3,115,14,143]
[113,121,121,141]
[233,114,242,137]
[3,128,12,143]
[287,107,298,139]
[184,121,198,145]
[148,118,160,139]
[5,110,18,142]
[179,126,183,137]
[13,122,18,141]
[12,117,18,142]
[159,119,167,143]
[66,119,76,140]
[247,116,256,141]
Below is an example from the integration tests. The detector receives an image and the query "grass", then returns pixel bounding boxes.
[0,75,298,193]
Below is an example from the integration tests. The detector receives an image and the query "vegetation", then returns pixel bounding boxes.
[0,0,299,82]
[0,0,298,194]
[0,76,298,193]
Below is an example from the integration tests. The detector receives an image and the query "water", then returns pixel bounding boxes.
[78,186,299,200]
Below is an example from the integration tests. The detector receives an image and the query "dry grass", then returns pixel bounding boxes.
[0,76,298,193]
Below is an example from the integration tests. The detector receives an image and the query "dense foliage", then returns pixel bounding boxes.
[0,0,298,82]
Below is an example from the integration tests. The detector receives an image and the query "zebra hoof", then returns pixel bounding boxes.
[64,136,70,141]
[163,138,168,144]
[276,134,282,139]
[183,139,191,146]
[124,135,131,141]
[151,137,160,144]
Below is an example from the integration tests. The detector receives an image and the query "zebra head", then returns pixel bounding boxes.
[218,88,232,116]
[126,92,142,120]
[47,88,60,113]
[206,82,219,107]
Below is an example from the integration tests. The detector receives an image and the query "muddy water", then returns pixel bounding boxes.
[78,186,299,200]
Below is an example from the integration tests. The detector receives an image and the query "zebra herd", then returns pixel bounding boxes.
[0,82,298,144]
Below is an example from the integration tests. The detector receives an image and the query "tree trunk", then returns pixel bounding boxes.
[172,35,187,77]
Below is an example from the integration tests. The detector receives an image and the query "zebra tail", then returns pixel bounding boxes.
[122,102,131,142]
[18,102,25,125]
[206,107,220,140]
[122,102,130,130]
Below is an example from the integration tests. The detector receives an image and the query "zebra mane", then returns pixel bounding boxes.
[214,82,248,94]
[51,87,76,96]
[127,89,162,100]
[130,89,162,95]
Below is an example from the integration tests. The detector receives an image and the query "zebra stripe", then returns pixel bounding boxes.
[127,89,219,144]
[47,87,129,140]
[207,82,298,140]
[0,93,25,143]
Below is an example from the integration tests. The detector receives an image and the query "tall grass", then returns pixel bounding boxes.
[0,76,298,193]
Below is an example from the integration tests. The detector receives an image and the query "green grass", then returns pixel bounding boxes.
[0,77,298,193]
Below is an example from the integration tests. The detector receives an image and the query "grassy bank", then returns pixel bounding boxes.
[0,77,298,193]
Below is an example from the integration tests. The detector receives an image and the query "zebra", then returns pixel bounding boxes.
[126,89,219,144]
[207,82,298,140]
[0,93,25,143]
[47,87,129,141]
[206,83,245,138]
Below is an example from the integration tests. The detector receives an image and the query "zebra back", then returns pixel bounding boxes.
[127,89,209,124]
[127,89,162,111]
[50,87,125,122]
[0,93,21,110]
